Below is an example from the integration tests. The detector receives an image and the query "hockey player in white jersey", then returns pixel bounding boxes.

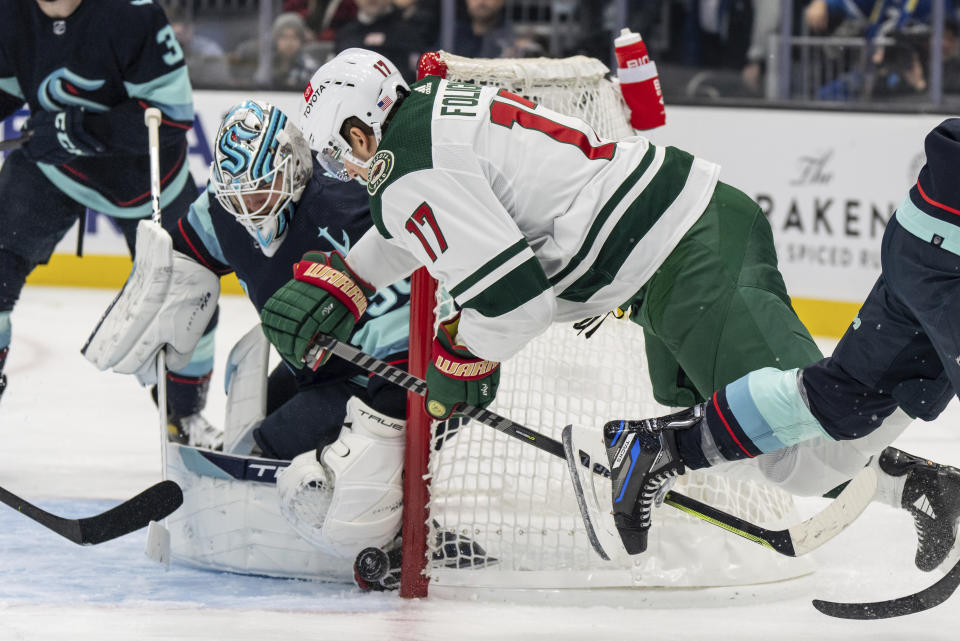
[259,48,957,569]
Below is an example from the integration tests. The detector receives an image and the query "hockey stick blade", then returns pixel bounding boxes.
[0,480,183,545]
[308,335,875,559]
[813,554,960,619]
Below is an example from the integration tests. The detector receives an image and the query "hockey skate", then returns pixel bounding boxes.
[168,413,224,450]
[0,346,7,405]
[880,447,960,572]
[601,406,699,554]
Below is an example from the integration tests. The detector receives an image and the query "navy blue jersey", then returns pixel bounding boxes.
[175,161,410,385]
[0,0,194,218]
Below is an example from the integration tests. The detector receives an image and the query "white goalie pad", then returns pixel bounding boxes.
[277,396,405,558]
[165,442,352,582]
[83,220,220,384]
[222,325,270,454]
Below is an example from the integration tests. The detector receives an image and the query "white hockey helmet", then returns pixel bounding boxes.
[299,48,409,182]
[211,100,313,257]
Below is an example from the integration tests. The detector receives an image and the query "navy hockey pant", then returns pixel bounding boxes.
[802,215,957,439]
[253,363,408,460]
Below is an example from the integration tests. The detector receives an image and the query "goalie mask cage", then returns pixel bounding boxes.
[400,51,811,600]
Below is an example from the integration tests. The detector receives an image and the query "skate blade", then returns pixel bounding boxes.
[562,424,630,563]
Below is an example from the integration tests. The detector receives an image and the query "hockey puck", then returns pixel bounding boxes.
[354,547,390,582]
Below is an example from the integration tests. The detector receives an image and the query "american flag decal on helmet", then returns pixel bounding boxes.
[377,95,393,111]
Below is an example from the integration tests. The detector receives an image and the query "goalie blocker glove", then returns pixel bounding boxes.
[260,251,375,368]
[425,313,500,420]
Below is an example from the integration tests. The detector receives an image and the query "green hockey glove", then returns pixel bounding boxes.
[260,251,375,368]
[425,314,500,420]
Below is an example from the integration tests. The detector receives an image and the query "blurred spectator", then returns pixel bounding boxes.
[165,6,231,88]
[284,0,311,18]
[449,0,518,59]
[231,12,328,89]
[307,0,358,40]
[816,20,960,100]
[668,0,779,98]
[805,0,960,39]
[803,0,874,35]
[570,1,663,61]
[335,0,428,80]
[395,0,441,51]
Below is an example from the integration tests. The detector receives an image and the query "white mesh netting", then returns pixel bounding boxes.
[418,52,812,593]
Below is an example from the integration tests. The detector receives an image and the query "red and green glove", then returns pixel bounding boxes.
[260,251,375,368]
[425,314,500,420]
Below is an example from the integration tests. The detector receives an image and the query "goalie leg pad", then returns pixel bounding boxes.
[83,220,220,383]
[222,325,270,454]
[277,396,404,558]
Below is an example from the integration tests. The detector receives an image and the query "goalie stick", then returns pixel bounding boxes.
[812,555,960,619]
[0,480,183,545]
[303,336,874,557]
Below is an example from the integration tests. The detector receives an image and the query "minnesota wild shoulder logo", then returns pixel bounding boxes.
[367,150,395,196]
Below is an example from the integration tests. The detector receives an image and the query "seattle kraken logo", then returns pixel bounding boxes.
[218,124,258,175]
[217,101,273,177]
[317,227,350,255]
[37,69,108,112]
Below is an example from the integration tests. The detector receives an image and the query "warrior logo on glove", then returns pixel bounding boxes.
[425,313,500,420]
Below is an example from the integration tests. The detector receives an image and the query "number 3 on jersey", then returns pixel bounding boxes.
[405,202,448,261]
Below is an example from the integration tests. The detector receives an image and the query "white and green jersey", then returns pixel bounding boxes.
[347,76,721,362]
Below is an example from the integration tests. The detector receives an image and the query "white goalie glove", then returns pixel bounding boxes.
[82,220,220,385]
[277,396,405,559]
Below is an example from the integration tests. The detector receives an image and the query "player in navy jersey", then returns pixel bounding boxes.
[83,100,412,564]
[0,0,216,445]
[87,99,411,460]
[190,100,411,459]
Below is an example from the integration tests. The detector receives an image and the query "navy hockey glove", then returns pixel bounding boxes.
[260,251,375,368]
[22,108,105,165]
[425,313,500,420]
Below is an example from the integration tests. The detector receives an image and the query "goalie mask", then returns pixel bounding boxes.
[211,100,313,257]
[299,48,409,182]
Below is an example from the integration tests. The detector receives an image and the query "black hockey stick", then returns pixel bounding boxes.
[0,132,31,152]
[304,336,874,557]
[812,555,960,619]
[0,480,183,545]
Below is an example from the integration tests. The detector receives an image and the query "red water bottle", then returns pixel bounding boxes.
[614,28,665,130]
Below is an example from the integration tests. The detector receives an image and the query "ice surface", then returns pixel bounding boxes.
[0,286,957,640]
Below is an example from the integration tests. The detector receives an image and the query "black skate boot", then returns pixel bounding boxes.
[879,447,960,572]
[0,347,7,405]
[604,404,702,554]
[152,374,223,450]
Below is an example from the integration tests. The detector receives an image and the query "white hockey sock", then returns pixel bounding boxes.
[870,454,908,509]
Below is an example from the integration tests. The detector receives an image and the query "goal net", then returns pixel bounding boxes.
[400,51,811,599]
